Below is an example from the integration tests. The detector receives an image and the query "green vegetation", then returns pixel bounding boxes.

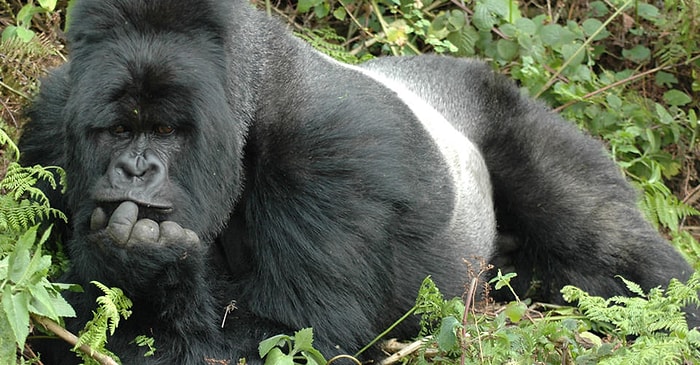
[2,0,700,363]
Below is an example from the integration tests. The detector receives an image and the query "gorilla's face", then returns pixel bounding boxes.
[62,32,244,246]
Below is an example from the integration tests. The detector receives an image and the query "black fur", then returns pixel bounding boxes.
[20,0,697,364]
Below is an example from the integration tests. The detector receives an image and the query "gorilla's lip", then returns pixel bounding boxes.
[92,192,174,213]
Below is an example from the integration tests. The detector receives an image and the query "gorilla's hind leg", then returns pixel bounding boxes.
[480,80,695,312]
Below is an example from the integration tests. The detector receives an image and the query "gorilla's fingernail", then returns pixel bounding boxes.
[90,207,108,230]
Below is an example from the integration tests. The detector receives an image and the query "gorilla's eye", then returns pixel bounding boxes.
[154,125,175,136]
[109,125,131,136]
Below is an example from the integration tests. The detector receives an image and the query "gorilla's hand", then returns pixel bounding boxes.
[85,201,207,296]
[90,201,200,247]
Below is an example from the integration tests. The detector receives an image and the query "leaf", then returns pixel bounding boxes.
[28,282,59,319]
[486,0,521,22]
[301,348,326,365]
[539,24,564,47]
[504,301,528,323]
[37,0,57,11]
[0,312,18,365]
[7,226,35,283]
[2,287,30,349]
[655,71,678,87]
[447,10,466,30]
[436,316,460,351]
[297,0,322,13]
[663,90,692,106]
[582,18,609,40]
[496,39,518,61]
[259,334,290,358]
[606,94,622,110]
[1,26,18,43]
[618,276,646,297]
[16,5,45,25]
[514,17,536,36]
[263,348,295,365]
[472,2,496,31]
[561,43,586,65]
[622,45,651,63]
[655,103,675,124]
[636,3,659,21]
[292,328,314,352]
[332,7,345,20]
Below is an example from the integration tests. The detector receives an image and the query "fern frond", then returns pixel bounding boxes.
[0,128,20,161]
[641,185,700,232]
[74,282,133,363]
[0,162,67,232]
[296,28,371,64]
[0,196,66,231]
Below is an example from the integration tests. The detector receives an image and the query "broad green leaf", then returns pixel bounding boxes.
[28,282,57,318]
[446,25,478,56]
[504,301,528,323]
[472,2,496,31]
[539,24,564,47]
[582,18,609,40]
[436,316,460,351]
[263,347,295,365]
[16,5,44,25]
[7,227,35,283]
[496,39,518,61]
[447,10,466,30]
[561,43,586,65]
[1,26,18,42]
[655,103,675,124]
[292,328,314,352]
[622,45,651,63]
[332,7,345,20]
[259,334,290,358]
[514,17,536,35]
[588,1,609,17]
[38,0,57,11]
[0,312,17,365]
[297,0,322,13]
[663,90,692,106]
[636,3,660,21]
[498,23,517,38]
[606,94,622,110]
[301,348,326,365]
[486,0,521,22]
[2,287,30,349]
[655,71,678,87]
[313,3,329,18]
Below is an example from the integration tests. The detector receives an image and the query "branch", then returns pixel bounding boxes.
[31,314,119,365]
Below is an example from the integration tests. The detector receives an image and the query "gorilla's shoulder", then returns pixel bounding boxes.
[21,65,70,168]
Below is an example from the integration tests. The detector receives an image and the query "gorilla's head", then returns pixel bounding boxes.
[61,0,246,244]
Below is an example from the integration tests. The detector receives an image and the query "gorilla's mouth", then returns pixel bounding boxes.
[93,192,174,218]
[93,200,174,226]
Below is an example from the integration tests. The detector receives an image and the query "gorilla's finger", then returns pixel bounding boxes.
[183,229,200,246]
[130,219,160,244]
[90,207,108,231]
[158,221,186,244]
[106,201,139,245]
[158,221,201,246]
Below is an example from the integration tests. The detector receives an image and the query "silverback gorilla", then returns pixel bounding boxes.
[19,0,698,363]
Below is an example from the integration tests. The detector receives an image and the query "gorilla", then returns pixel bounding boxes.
[19,0,697,363]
